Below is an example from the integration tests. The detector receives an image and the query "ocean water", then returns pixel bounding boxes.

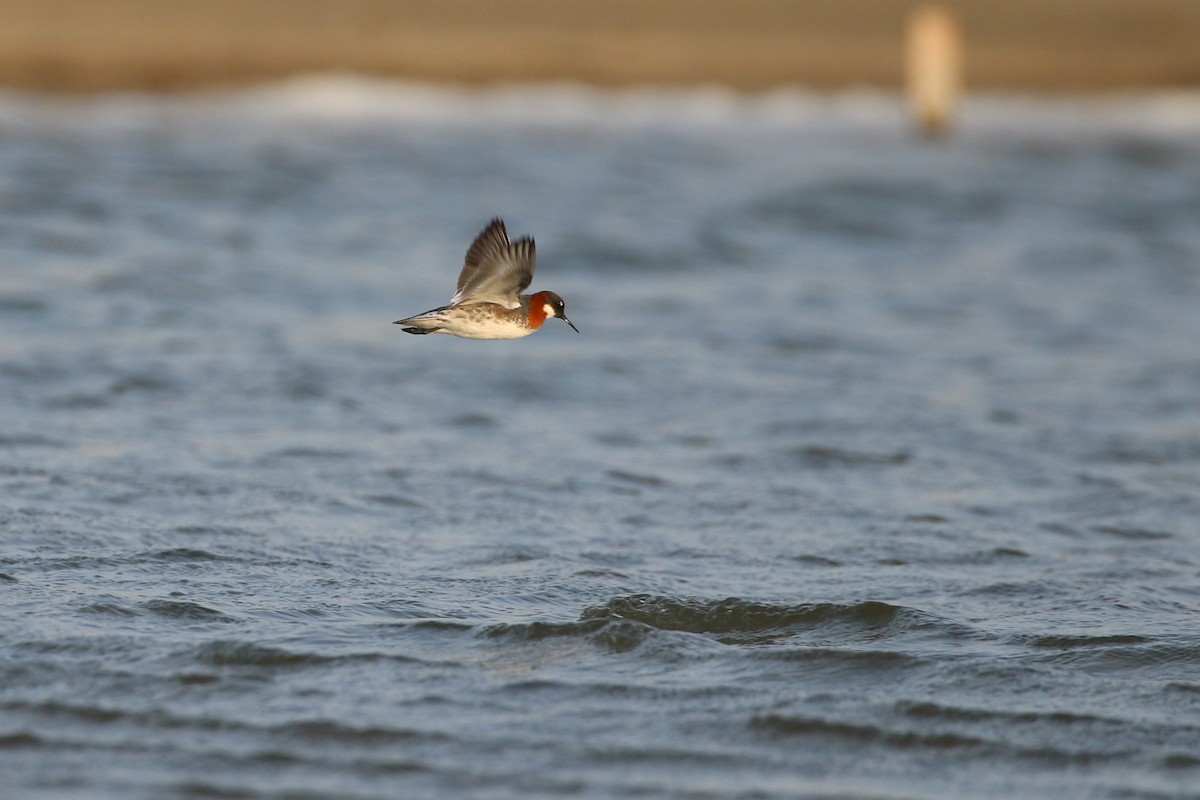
[2,79,1200,799]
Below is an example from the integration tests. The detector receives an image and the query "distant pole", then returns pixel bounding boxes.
[905,5,963,136]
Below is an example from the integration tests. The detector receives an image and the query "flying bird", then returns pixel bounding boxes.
[394,218,578,339]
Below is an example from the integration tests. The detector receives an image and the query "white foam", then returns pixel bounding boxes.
[2,76,1200,138]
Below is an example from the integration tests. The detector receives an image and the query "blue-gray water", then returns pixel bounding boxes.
[2,81,1200,799]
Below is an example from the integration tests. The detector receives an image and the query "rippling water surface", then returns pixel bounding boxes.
[2,81,1200,799]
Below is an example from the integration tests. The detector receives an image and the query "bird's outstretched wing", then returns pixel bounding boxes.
[451,218,535,309]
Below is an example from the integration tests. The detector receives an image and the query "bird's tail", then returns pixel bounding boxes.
[393,306,451,335]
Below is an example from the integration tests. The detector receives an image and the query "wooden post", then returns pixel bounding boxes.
[905,5,964,136]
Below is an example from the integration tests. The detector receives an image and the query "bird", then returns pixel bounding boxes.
[394,218,579,339]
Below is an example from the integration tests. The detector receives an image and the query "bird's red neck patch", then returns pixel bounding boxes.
[526,292,550,330]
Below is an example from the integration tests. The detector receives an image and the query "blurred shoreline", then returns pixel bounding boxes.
[0,0,1197,93]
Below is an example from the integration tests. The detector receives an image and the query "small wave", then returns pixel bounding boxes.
[194,641,333,668]
[892,700,1197,762]
[768,333,841,354]
[362,493,426,508]
[258,447,357,463]
[1090,436,1200,464]
[482,618,610,643]
[279,719,434,744]
[0,293,47,313]
[785,445,912,468]
[480,595,970,655]
[377,619,476,634]
[78,601,139,617]
[108,372,177,395]
[0,732,42,748]
[173,524,254,538]
[594,430,642,448]
[750,713,987,750]
[43,392,109,410]
[1164,752,1200,768]
[143,599,239,623]
[895,700,1121,729]
[790,555,843,567]
[0,433,64,448]
[606,469,668,488]
[192,640,421,669]
[749,712,1137,764]
[1090,525,1174,540]
[987,547,1030,559]
[139,547,229,562]
[967,579,1070,598]
[483,617,669,656]
[6,699,443,751]
[580,595,940,646]
[585,619,658,654]
[3,700,126,724]
[1030,640,1200,674]
[449,412,496,428]
[1024,633,1151,649]
[22,554,124,573]
[1165,681,1200,696]
[752,648,918,669]
[175,673,220,686]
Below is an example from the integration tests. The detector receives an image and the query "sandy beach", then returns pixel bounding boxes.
[0,0,1196,92]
